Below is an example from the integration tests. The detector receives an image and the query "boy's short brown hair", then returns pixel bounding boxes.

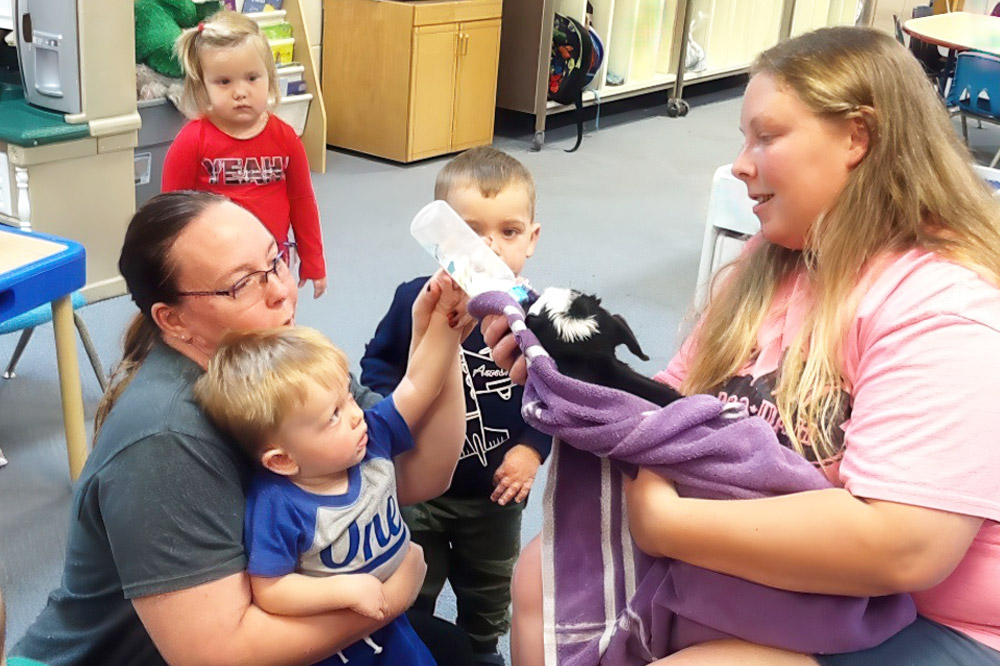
[434,146,536,217]
[194,327,350,461]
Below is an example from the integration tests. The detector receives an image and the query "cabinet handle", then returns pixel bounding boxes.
[461,32,469,56]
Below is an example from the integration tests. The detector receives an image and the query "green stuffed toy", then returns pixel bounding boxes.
[135,0,223,78]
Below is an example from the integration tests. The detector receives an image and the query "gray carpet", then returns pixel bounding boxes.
[3,80,998,661]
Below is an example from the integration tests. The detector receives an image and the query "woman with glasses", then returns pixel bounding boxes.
[13,190,469,666]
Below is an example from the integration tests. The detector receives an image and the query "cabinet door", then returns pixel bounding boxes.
[409,23,459,161]
[452,18,501,151]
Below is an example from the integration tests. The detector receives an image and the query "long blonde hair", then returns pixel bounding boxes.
[174,10,280,119]
[683,26,1000,460]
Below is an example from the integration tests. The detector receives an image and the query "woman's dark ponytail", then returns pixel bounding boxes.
[95,190,226,437]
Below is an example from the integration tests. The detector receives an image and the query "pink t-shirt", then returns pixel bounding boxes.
[657,247,1000,650]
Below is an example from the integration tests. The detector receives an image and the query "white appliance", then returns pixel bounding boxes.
[14,0,81,114]
[0,0,13,32]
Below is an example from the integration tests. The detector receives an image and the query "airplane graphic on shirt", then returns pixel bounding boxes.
[460,346,513,466]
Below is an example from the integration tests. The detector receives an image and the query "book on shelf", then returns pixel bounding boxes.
[242,0,283,12]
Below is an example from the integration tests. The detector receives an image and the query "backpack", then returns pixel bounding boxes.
[549,13,604,152]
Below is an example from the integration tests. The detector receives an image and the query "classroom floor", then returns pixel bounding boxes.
[2,66,999,662]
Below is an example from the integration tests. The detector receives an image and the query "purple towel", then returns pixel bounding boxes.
[469,291,916,665]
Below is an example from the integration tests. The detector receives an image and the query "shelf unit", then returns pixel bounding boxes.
[496,0,870,150]
[244,0,327,173]
[279,0,326,173]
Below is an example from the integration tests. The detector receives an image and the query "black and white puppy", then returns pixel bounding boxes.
[524,288,683,407]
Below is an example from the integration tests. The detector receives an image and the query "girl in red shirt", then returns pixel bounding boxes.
[165,10,326,298]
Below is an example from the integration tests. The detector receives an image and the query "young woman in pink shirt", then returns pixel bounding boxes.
[485,26,1000,666]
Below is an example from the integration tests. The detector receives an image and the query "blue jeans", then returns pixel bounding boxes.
[815,616,1000,666]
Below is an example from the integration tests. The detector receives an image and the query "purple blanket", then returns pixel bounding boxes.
[469,291,915,665]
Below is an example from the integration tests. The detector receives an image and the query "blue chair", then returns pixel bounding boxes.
[1,291,108,392]
[947,50,1000,168]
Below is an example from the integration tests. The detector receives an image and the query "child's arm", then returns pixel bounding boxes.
[393,272,472,504]
[391,274,465,427]
[250,572,387,619]
[282,123,326,297]
[161,122,201,191]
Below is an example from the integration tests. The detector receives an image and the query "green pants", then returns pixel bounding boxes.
[402,495,524,651]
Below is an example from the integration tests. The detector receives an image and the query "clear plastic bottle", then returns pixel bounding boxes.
[410,200,528,301]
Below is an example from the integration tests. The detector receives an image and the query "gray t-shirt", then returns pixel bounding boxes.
[14,342,380,665]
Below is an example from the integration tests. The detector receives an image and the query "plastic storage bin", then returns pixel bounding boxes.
[261,21,293,40]
[276,64,305,96]
[244,9,287,24]
[135,98,188,207]
[275,93,312,136]
[269,38,295,65]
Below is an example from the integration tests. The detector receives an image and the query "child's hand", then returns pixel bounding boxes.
[413,270,474,340]
[412,270,446,342]
[298,277,328,299]
[434,275,476,340]
[343,573,388,620]
[491,444,543,505]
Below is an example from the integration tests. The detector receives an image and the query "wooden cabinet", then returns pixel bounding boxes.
[323,0,502,163]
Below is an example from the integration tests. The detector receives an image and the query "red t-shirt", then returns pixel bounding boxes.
[162,115,325,279]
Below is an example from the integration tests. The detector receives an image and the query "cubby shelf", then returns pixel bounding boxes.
[496,0,870,150]
[244,0,327,173]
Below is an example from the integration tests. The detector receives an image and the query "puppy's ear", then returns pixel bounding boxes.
[612,314,649,361]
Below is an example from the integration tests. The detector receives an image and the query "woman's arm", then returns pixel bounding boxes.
[625,470,982,596]
[132,543,426,666]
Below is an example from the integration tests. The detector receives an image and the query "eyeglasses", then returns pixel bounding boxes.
[177,242,299,301]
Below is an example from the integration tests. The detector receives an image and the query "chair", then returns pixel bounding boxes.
[0,289,107,471]
[909,4,954,93]
[893,14,906,46]
[695,165,760,307]
[694,164,1000,312]
[1,291,108,391]
[947,50,1000,168]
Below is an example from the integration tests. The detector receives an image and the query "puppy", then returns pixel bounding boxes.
[524,288,682,407]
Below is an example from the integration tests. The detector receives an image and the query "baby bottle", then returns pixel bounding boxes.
[410,200,529,302]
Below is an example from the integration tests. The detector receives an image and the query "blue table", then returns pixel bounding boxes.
[1,226,88,480]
